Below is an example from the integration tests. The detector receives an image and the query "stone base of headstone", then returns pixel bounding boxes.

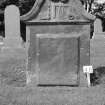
[26,71,88,87]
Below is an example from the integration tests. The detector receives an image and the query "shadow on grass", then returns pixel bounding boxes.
[91,66,105,86]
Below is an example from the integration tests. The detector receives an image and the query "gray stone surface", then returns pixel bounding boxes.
[36,34,80,85]
[4,5,22,48]
[0,5,26,87]
[94,18,102,33]
[90,33,105,68]
[25,0,95,86]
[26,23,90,87]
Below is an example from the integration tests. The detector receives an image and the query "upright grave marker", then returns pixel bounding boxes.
[0,5,26,86]
[94,18,102,33]
[4,5,22,48]
[22,0,95,86]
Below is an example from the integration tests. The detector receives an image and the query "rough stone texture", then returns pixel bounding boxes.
[25,0,95,86]
[36,34,80,85]
[26,23,90,86]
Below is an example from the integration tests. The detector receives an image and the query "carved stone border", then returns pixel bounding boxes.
[20,0,95,21]
[20,0,44,21]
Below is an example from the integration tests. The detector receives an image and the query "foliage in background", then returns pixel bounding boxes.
[91,2,105,18]
[0,0,35,15]
[80,0,105,18]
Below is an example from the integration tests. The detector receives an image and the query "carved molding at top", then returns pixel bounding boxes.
[20,0,44,21]
[21,0,95,22]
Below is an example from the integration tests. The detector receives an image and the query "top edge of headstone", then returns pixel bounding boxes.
[20,0,96,22]
[5,5,19,9]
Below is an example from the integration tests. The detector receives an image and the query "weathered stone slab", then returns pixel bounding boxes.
[0,5,27,86]
[90,33,105,68]
[94,18,102,33]
[4,5,22,48]
[24,0,95,86]
[25,23,90,86]
[36,34,80,85]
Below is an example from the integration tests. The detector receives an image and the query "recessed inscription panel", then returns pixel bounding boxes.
[36,34,79,85]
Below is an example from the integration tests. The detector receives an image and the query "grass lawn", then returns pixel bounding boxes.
[0,36,105,105]
[0,83,105,105]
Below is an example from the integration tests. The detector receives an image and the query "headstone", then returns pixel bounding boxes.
[94,18,102,33]
[0,5,26,86]
[23,0,95,86]
[4,5,22,48]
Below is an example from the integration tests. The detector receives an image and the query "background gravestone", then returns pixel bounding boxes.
[0,5,26,86]
[94,18,102,34]
[91,18,105,68]
[4,5,22,48]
